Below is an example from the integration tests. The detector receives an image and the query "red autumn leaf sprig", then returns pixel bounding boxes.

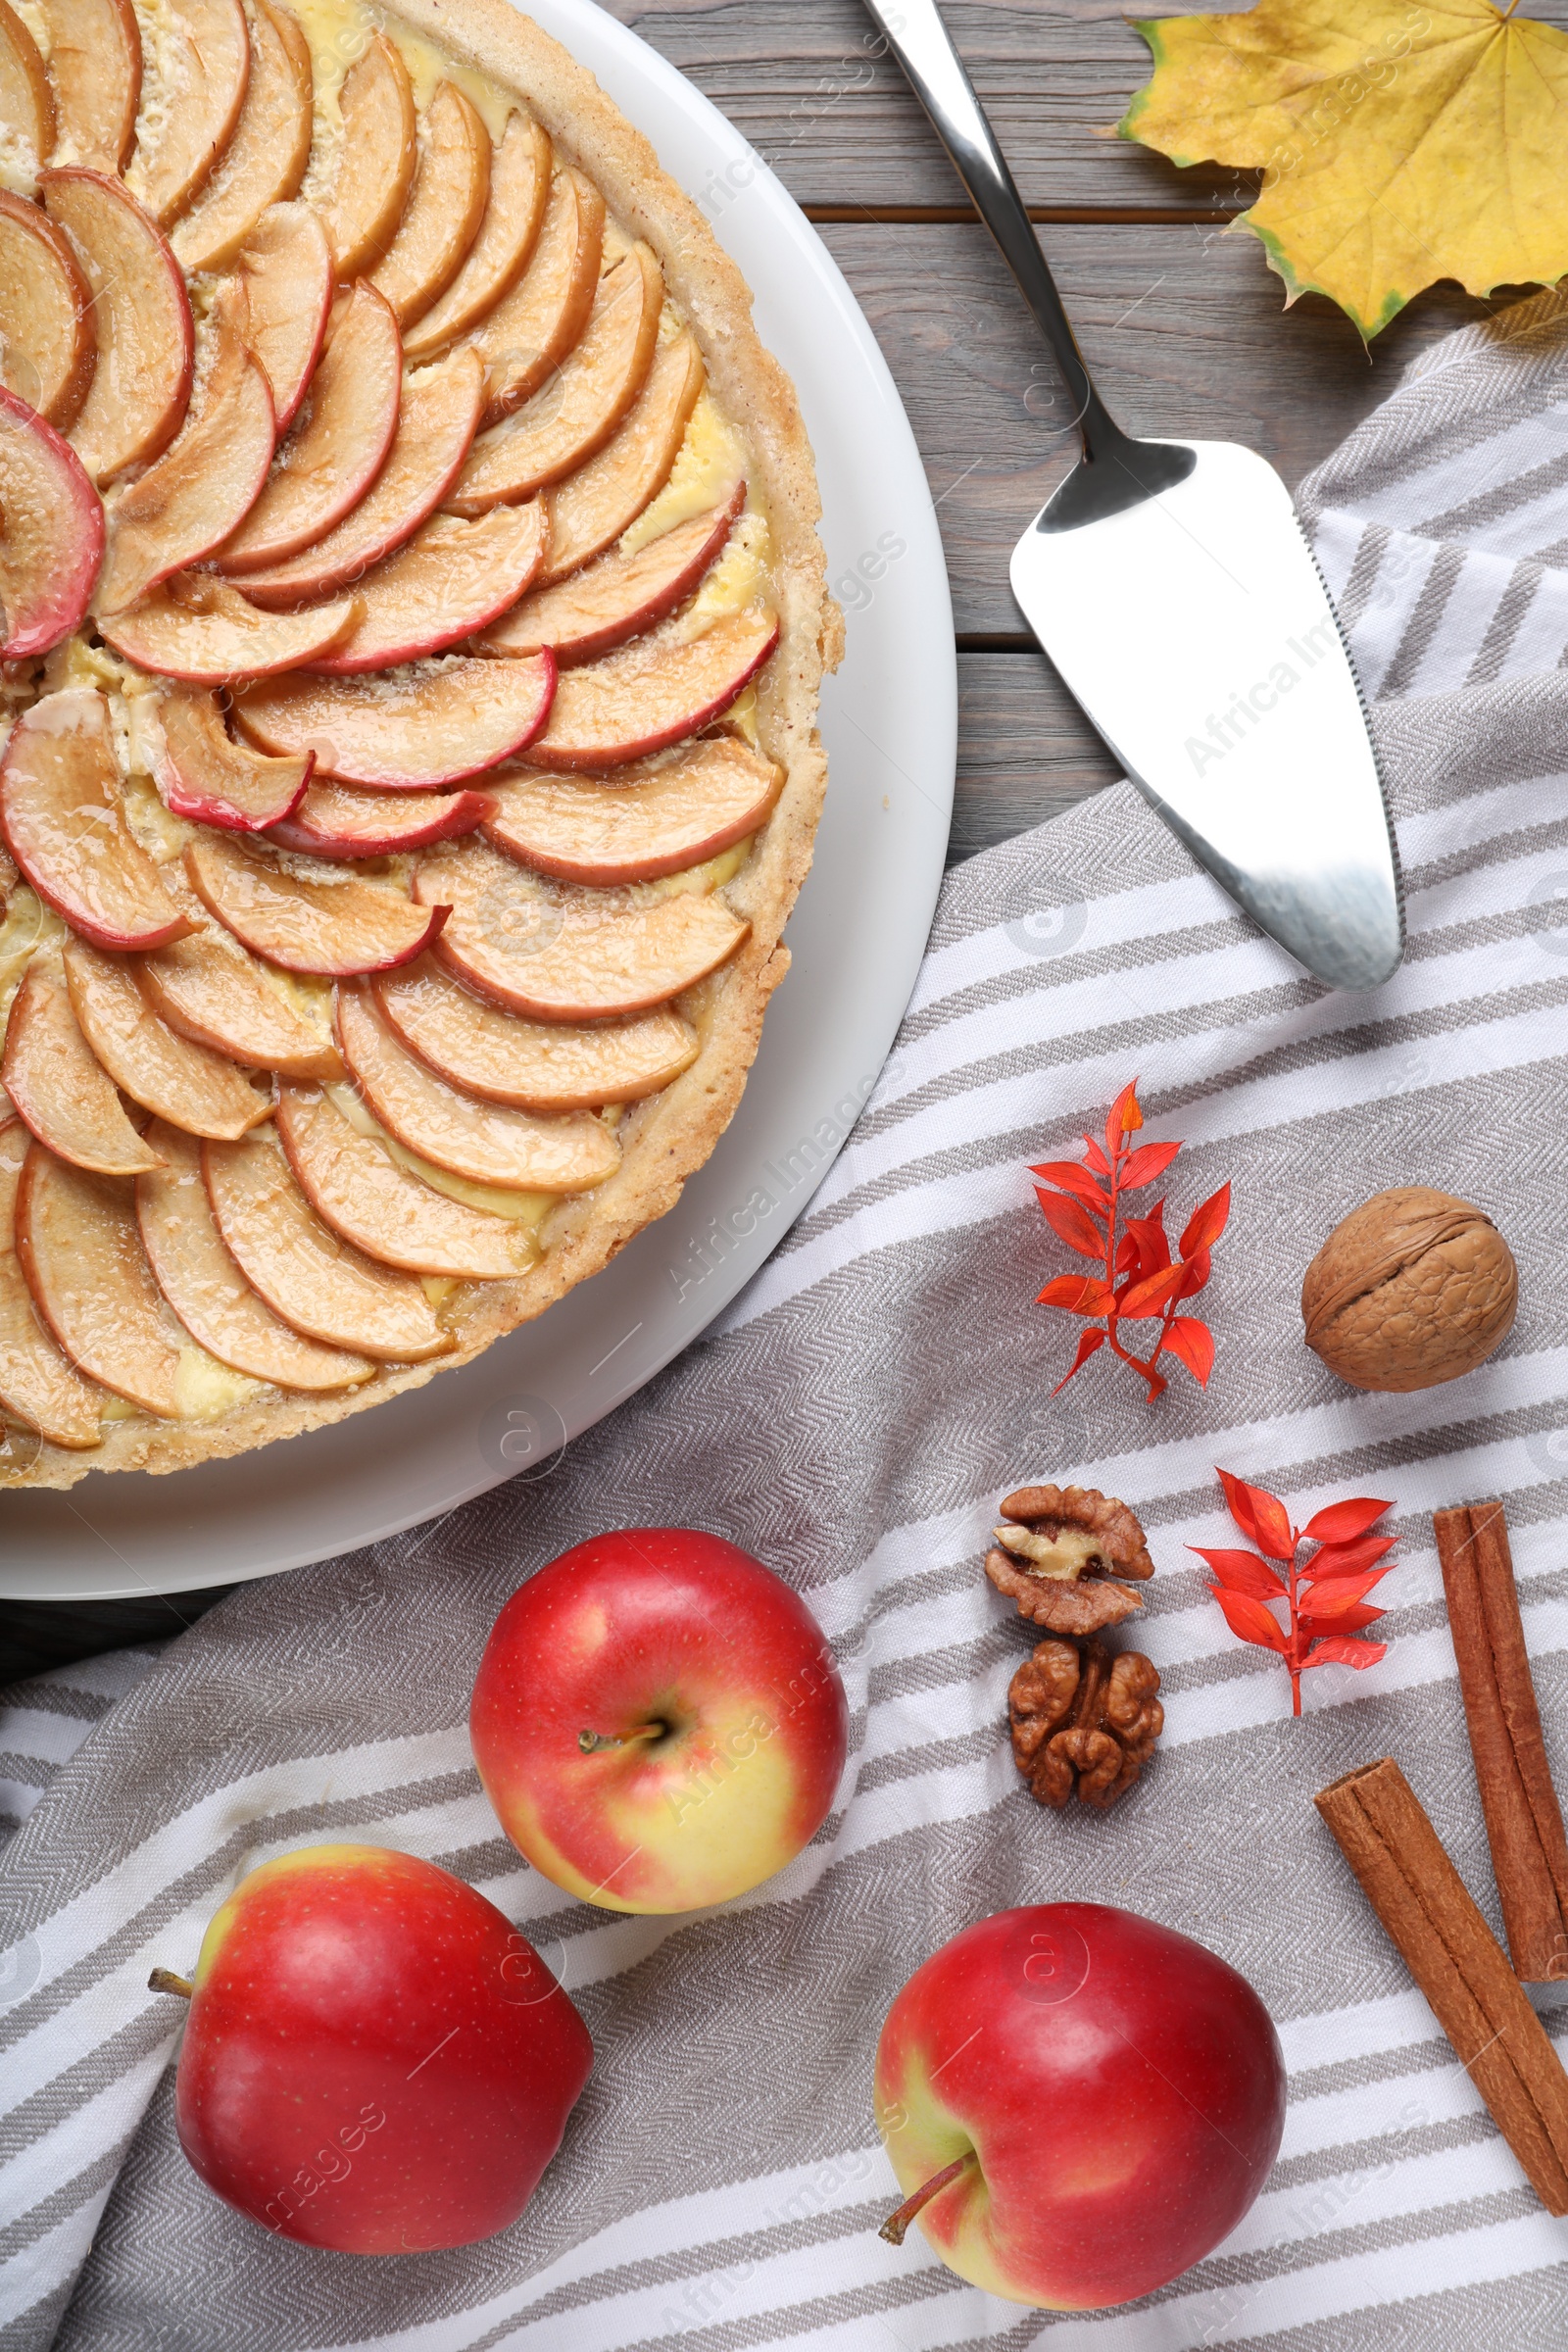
[1032,1077,1231,1402]
[1195,1471,1396,1717]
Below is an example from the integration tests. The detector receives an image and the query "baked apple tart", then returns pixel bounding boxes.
[0,0,836,1486]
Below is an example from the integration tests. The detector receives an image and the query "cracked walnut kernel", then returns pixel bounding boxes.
[984,1483,1153,1635]
[1008,1637,1163,1810]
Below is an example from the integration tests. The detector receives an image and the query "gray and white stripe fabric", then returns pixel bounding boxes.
[8,290,1568,2348]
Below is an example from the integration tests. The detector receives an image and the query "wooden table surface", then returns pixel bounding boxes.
[0,0,1536,1684]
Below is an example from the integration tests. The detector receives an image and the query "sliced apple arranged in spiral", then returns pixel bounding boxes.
[317,32,418,280]
[96,286,276,615]
[0,690,196,951]
[277,1082,535,1280]
[140,924,343,1081]
[416,838,748,1021]
[38,0,142,174]
[540,332,705,582]
[0,1120,102,1450]
[144,684,313,832]
[0,191,95,428]
[127,0,250,227]
[403,111,551,362]
[99,576,361,683]
[304,505,547,674]
[233,652,555,790]
[3,965,164,1177]
[172,0,314,273]
[16,1142,182,1415]
[449,244,662,514]
[0,387,104,658]
[64,939,272,1140]
[185,833,449,976]
[336,983,618,1192]
[204,1123,450,1360]
[234,202,333,433]
[484,485,743,665]
[486,738,783,885]
[41,169,193,485]
[375,955,698,1111]
[215,280,402,575]
[0,0,54,166]
[526,609,779,770]
[465,164,603,421]
[137,1118,372,1391]
[267,782,491,860]
[238,347,485,608]
[371,81,491,326]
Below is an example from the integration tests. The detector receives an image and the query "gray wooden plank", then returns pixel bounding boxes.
[819,219,1491,635]
[954,647,1115,864]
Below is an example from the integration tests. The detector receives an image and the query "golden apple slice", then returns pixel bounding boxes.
[0,689,196,950]
[98,576,360,683]
[277,1082,534,1277]
[3,964,164,1176]
[141,925,343,1080]
[486,738,783,885]
[526,609,779,771]
[370,81,489,327]
[484,485,743,665]
[416,838,748,1020]
[235,202,332,432]
[375,954,697,1110]
[144,682,311,832]
[171,0,313,273]
[137,1118,371,1390]
[185,833,449,976]
[0,0,53,165]
[16,1141,179,1413]
[268,782,491,859]
[97,291,276,614]
[41,168,192,485]
[0,1121,101,1448]
[203,1123,450,1359]
[0,191,95,428]
[214,280,402,574]
[0,385,104,658]
[234,652,555,790]
[317,32,417,280]
[307,506,546,674]
[450,246,662,515]
[37,0,140,173]
[127,0,249,226]
[64,938,272,1139]
[335,984,617,1192]
[540,332,705,584]
[238,347,484,608]
[465,165,603,421]
[403,111,550,363]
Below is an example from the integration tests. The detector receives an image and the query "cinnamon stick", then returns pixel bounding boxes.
[1315,1757,1568,2215]
[1433,1500,1568,1983]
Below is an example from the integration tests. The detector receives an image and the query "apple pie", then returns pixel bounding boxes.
[0,0,837,1486]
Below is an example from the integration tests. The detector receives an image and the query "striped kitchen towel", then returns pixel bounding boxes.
[8,286,1568,2350]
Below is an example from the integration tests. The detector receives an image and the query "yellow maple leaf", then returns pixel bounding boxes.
[1118,0,1568,338]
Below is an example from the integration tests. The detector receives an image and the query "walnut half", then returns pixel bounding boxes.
[1008,1637,1163,1810]
[984,1483,1152,1634]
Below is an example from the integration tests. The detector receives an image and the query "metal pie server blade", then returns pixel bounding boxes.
[863,0,1403,993]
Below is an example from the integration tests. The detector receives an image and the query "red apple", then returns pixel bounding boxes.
[153,1842,592,2253]
[471,1529,849,1915]
[874,1903,1286,2309]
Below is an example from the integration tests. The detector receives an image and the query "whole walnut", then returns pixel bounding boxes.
[1301,1187,1516,1393]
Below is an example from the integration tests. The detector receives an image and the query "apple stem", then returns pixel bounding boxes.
[879,2149,978,2246]
[148,1968,193,2000]
[577,1723,663,1754]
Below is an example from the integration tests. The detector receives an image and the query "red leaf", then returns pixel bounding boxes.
[1115,1232,1139,1275]
[1035,1189,1106,1259]
[1216,1469,1296,1561]
[1190,1544,1286,1599]
[1179,1181,1232,1259]
[1209,1585,1288,1653]
[1163,1315,1214,1385]
[1301,1535,1396,1582]
[1297,1572,1390,1618]
[1028,1159,1107,1208]
[1300,1636,1388,1671]
[1299,1601,1385,1636]
[1300,1496,1394,1544]
[1121,1206,1172,1279]
[1052,1328,1105,1395]
[1176,1249,1211,1300]
[1104,1079,1142,1164]
[1119,1139,1182,1191]
[1119,1261,1189,1319]
[1037,1275,1115,1315]
[1081,1136,1111,1176]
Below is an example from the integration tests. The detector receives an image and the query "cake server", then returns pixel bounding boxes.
[861,0,1403,992]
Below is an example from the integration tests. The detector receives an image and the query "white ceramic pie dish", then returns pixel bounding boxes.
[0,0,956,1599]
